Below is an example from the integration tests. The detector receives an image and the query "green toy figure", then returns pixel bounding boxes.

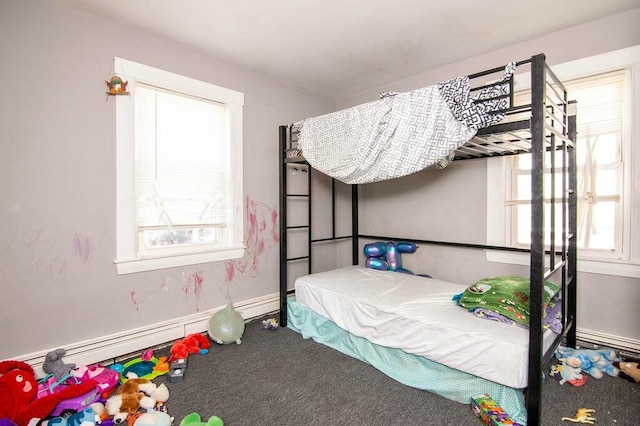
[180,412,224,426]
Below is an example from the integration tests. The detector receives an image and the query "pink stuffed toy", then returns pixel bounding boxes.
[0,360,97,426]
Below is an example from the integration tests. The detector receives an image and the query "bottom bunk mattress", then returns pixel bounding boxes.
[287,297,527,425]
[294,266,557,389]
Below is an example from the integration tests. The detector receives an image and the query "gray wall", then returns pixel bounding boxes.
[0,0,334,360]
[337,9,640,347]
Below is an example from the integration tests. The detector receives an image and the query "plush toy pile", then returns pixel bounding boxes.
[2,335,230,426]
[0,360,97,426]
[104,377,170,424]
[555,345,620,379]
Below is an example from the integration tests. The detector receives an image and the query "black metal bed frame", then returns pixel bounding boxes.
[278,53,577,426]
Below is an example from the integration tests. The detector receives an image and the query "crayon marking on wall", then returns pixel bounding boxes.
[224,197,279,286]
[73,232,92,264]
[130,291,139,311]
[182,271,205,311]
[46,258,66,283]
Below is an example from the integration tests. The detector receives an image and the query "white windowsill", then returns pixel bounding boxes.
[115,246,245,275]
[485,250,640,278]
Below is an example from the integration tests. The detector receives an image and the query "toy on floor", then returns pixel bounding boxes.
[140,350,154,362]
[561,408,596,424]
[71,364,120,397]
[0,360,97,426]
[180,412,223,426]
[134,411,173,426]
[470,393,522,426]
[262,318,279,331]
[613,360,640,383]
[207,304,245,345]
[555,346,619,379]
[118,354,169,383]
[39,374,101,418]
[90,402,107,423]
[168,359,187,383]
[549,363,586,386]
[105,378,169,425]
[47,406,96,426]
[168,333,211,363]
[43,349,76,381]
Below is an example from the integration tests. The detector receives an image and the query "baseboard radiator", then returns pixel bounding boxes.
[17,293,279,378]
[576,328,640,360]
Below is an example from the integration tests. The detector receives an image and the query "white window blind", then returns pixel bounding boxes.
[135,85,230,253]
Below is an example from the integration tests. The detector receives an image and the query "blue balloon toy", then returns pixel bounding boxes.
[363,241,426,275]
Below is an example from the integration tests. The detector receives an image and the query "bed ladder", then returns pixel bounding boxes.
[279,125,360,327]
[279,126,312,327]
[526,55,578,426]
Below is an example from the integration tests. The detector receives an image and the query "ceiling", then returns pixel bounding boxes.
[53,0,639,99]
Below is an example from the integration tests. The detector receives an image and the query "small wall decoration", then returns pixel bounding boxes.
[106,75,130,96]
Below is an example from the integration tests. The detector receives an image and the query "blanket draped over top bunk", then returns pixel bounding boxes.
[297,62,516,184]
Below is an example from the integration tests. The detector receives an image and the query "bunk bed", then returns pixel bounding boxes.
[278,53,577,426]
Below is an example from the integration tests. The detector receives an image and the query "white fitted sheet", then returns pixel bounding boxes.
[295,266,556,389]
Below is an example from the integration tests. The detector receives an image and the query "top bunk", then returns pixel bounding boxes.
[282,53,575,184]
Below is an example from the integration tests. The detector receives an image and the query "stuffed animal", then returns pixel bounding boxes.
[262,318,279,331]
[47,407,96,426]
[134,411,173,426]
[555,346,619,379]
[168,333,211,362]
[180,413,223,426]
[0,360,96,426]
[549,363,585,386]
[105,378,169,425]
[43,349,76,381]
[613,361,640,383]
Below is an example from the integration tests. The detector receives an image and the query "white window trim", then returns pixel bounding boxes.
[114,58,245,274]
[486,46,640,278]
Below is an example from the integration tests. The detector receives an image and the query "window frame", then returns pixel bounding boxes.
[114,57,245,275]
[486,46,640,278]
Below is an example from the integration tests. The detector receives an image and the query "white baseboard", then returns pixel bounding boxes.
[17,293,279,378]
[576,327,640,356]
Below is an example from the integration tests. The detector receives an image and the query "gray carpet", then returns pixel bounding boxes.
[151,316,640,426]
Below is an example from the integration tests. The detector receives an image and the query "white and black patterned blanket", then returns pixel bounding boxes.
[297,63,516,184]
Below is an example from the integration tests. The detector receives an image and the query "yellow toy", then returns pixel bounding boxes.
[561,408,596,424]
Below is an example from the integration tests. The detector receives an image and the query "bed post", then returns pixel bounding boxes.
[279,125,288,327]
[352,185,359,265]
[567,102,578,347]
[527,53,546,426]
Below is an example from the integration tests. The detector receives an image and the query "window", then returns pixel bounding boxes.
[114,58,244,274]
[487,47,639,277]
[509,70,627,255]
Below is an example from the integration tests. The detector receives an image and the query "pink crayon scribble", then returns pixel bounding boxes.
[224,196,279,288]
[130,291,139,311]
[130,282,169,312]
[182,271,205,311]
